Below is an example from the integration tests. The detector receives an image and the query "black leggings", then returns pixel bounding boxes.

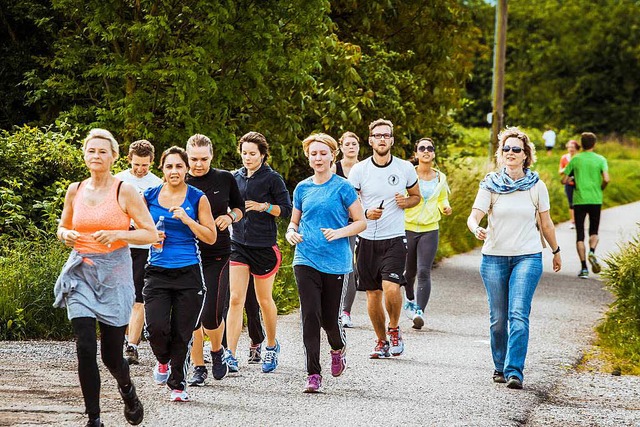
[574,204,601,242]
[72,317,131,420]
[404,230,439,310]
[201,256,230,330]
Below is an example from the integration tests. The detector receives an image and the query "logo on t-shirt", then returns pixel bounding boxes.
[388,175,399,186]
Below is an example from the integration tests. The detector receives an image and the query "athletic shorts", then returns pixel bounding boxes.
[355,236,407,291]
[574,204,602,242]
[130,248,149,303]
[230,241,282,279]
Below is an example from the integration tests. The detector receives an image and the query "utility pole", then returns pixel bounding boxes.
[490,0,507,163]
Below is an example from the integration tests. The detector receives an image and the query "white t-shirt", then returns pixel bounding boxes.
[114,169,163,249]
[349,156,418,240]
[542,130,556,148]
[472,180,550,256]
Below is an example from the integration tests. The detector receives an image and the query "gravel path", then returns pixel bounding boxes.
[1,203,639,426]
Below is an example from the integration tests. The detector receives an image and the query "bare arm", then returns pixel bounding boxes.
[467,208,488,241]
[57,183,81,246]
[321,199,367,242]
[539,210,562,272]
[170,195,217,245]
[602,171,610,190]
[285,208,303,245]
[396,183,421,209]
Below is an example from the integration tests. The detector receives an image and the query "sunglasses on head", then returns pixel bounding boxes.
[417,145,435,153]
[502,145,523,153]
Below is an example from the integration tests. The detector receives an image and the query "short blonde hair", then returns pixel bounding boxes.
[302,133,339,158]
[339,131,360,145]
[83,129,119,159]
[496,126,537,169]
[186,133,213,155]
[368,118,394,135]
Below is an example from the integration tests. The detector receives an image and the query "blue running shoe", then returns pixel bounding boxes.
[403,300,417,320]
[223,349,239,373]
[262,340,280,373]
[369,340,391,359]
[388,326,404,356]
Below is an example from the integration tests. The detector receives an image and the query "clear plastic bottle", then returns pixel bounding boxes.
[152,216,165,253]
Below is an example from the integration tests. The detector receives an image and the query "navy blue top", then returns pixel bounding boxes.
[232,164,292,247]
[144,184,204,268]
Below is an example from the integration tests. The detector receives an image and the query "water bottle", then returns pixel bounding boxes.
[152,216,165,253]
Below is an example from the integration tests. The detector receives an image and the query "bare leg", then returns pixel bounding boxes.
[366,290,387,341]
[190,327,205,366]
[588,234,599,252]
[576,241,586,262]
[205,322,225,352]
[127,303,145,345]
[254,275,278,347]
[382,281,402,328]
[227,265,250,356]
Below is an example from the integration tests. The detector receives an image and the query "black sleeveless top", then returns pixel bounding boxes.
[335,161,346,178]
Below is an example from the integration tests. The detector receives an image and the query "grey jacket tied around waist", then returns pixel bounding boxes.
[54,246,135,327]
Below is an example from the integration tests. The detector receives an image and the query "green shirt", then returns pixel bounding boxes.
[564,151,608,205]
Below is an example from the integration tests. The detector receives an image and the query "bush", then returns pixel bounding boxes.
[0,239,73,340]
[596,232,640,374]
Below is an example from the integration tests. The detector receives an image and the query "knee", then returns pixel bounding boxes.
[75,334,96,360]
[229,292,246,308]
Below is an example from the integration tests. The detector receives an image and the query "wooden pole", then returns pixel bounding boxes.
[490,0,507,163]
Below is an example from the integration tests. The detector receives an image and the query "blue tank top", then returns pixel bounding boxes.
[144,184,204,268]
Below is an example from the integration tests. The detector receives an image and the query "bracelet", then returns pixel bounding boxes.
[226,213,235,223]
[364,209,368,219]
[57,230,65,241]
[265,203,274,214]
[552,246,561,254]
[287,227,297,234]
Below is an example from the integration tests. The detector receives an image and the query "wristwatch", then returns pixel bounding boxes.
[552,246,561,254]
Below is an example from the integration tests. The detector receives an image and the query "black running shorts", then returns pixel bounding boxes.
[130,248,149,303]
[230,241,282,279]
[355,236,407,291]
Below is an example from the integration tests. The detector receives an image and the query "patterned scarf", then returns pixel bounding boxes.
[480,168,540,194]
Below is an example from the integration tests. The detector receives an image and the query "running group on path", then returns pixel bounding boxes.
[53,122,610,426]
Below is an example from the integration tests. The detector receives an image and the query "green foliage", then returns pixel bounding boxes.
[596,233,640,373]
[0,123,86,240]
[0,239,73,340]
[272,222,299,314]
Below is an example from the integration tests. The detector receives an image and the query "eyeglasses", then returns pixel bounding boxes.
[417,145,435,153]
[371,133,392,140]
[502,145,523,153]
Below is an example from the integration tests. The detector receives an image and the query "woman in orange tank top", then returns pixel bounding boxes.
[55,129,157,427]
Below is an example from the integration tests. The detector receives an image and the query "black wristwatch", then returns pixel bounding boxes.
[552,246,561,254]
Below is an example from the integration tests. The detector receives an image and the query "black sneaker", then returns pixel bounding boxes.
[124,345,139,365]
[506,376,523,389]
[211,348,229,380]
[188,365,208,386]
[85,418,104,427]
[119,383,144,425]
[492,370,506,383]
[248,343,262,364]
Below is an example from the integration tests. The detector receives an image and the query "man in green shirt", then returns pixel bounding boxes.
[562,132,610,278]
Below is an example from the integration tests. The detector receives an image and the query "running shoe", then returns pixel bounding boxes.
[403,300,418,320]
[303,374,322,393]
[119,383,144,425]
[188,365,208,386]
[340,311,353,328]
[388,326,404,356]
[153,361,170,385]
[223,349,239,373]
[412,309,425,330]
[124,345,139,365]
[330,348,346,377]
[578,268,589,279]
[369,340,391,359]
[248,343,262,364]
[170,388,190,402]
[85,418,104,427]
[492,370,506,383]
[588,252,601,274]
[211,348,228,380]
[506,376,523,390]
[262,340,281,373]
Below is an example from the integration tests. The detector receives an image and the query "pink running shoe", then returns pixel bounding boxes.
[303,374,322,393]
[330,348,347,377]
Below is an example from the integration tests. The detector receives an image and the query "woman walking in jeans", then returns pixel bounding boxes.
[286,133,366,393]
[467,127,562,390]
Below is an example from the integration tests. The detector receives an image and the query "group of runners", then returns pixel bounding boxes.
[54,120,608,426]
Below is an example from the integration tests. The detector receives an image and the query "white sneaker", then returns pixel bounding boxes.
[170,388,189,402]
[403,300,417,320]
[340,311,353,328]
[153,361,170,385]
[412,309,425,330]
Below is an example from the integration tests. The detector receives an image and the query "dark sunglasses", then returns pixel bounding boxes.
[417,145,435,153]
[502,145,523,153]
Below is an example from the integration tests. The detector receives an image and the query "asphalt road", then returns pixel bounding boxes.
[1,202,639,426]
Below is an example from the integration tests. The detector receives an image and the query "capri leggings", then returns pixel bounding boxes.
[201,256,230,330]
[404,229,439,311]
[574,204,601,242]
[72,317,131,420]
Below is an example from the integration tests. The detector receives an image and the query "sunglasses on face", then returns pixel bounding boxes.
[417,145,435,153]
[502,145,523,153]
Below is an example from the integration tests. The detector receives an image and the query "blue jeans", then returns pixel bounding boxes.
[480,253,543,381]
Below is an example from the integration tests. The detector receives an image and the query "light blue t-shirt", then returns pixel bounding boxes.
[144,184,203,268]
[292,174,358,275]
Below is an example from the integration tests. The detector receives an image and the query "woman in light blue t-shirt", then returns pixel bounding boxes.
[286,133,366,394]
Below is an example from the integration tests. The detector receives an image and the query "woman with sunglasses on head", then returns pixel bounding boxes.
[287,133,366,393]
[143,146,217,402]
[226,131,292,374]
[402,138,452,329]
[467,127,561,390]
[55,129,157,427]
[332,131,360,328]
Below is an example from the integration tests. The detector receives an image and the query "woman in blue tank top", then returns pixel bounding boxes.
[143,146,217,403]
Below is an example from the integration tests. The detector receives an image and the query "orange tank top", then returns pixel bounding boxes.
[72,178,131,254]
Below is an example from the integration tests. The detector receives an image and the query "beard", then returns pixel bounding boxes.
[373,144,391,157]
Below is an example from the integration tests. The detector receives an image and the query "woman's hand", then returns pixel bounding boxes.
[246,200,268,212]
[321,228,343,242]
[60,230,80,247]
[169,206,193,224]
[286,229,303,245]
[553,253,562,272]
[442,206,453,215]
[215,214,233,231]
[92,230,121,247]
[473,226,487,241]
